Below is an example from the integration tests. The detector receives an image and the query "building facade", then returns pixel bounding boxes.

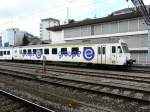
[40,18,60,42]
[47,9,149,64]
[1,28,36,47]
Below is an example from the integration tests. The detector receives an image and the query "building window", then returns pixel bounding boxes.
[91,25,94,35]
[52,48,57,54]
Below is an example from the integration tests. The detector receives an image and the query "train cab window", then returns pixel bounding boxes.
[121,43,129,53]
[52,48,57,54]
[44,48,49,54]
[71,47,79,54]
[0,51,3,56]
[112,46,116,53]
[23,49,26,54]
[103,47,105,54]
[122,46,129,53]
[28,49,32,54]
[4,51,6,55]
[118,46,122,53]
[33,49,36,54]
[98,47,101,54]
[61,48,67,54]
[7,51,10,55]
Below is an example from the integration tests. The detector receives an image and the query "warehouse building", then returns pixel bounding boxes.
[47,8,149,64]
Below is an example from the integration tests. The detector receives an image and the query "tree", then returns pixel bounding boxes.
[22,34,29,46]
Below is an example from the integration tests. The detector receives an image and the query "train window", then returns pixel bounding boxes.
[61,48,67,54]
[98,47,101,54]
[39,49,43,54]
[121,43,129,53]
[19,50,22,54]
[44,48,49,54]
[23,49,26,54]
[118,46,122,53]
[71,47,79,54]
[7,51,10,55]
[28,49,31,54]
[112,46,116,53]
[103,47,105,54]
[0,51,3,56]
[33,49,36,54]
[4,51,6,55]
[122,46,129,53]
[52,48,57,54]
[15,50,17,53]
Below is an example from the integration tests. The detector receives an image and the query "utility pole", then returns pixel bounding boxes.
[127,0,150,63]
[67,7,69,23]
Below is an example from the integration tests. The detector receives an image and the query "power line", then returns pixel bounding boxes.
[0,0,109,26]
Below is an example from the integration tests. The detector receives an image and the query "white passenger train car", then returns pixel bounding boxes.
[0,39,135,66]
[0,47,13,60]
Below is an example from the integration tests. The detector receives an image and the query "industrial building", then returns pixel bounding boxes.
[47,8,149,64]
[40,18,60,43]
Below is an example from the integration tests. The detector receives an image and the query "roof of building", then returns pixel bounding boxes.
[47,11,141,31]
[41,17,60,22]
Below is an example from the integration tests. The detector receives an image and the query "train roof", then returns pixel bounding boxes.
[14,38,122,48]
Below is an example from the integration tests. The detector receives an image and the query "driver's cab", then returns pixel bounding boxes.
[120,42,136,65]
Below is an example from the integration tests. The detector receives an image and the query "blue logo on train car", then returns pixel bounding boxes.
[36,49,42,59]
[83,47,95,61]
[58,51,81,59]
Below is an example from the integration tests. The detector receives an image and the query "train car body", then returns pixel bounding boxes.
[0,39,135,66]
[0,47,13,60]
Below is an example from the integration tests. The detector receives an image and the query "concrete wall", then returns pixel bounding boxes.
[64,17,147,39]
[51,30,65,44]
[40,19,60,41]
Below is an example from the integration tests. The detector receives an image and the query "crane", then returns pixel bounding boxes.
[127,0,150,63]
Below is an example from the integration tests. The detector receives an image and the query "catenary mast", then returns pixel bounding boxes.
[127,0,150,63]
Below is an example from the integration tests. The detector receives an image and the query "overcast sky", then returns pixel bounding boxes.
[0,0,150,36]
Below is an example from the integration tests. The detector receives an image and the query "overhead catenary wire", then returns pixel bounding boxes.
[0,0,108,26]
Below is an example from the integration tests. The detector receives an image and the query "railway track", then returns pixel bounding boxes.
[1,62,150,85]
[0,72,114,112]
[0,62,150,111]
[0,90,55,112]
[0,62,150,104]
[3,61,150,73]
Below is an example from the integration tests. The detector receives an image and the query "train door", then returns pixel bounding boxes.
[116,46,123,64]
[98,45,106,64]
[13,49,18,59]
[111,46,117,64]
